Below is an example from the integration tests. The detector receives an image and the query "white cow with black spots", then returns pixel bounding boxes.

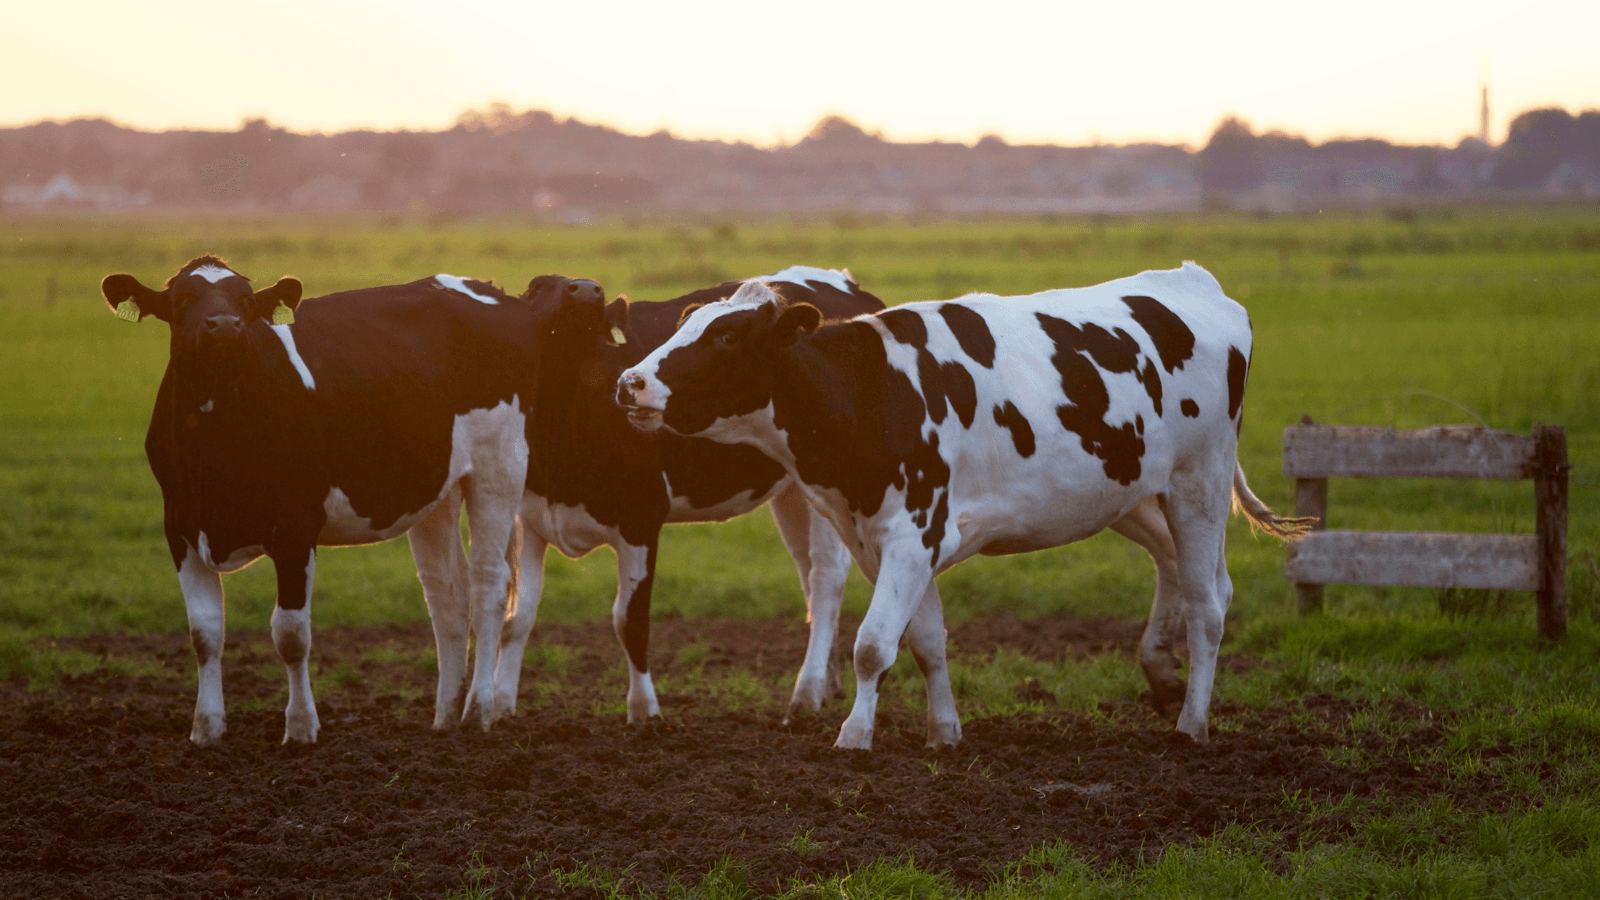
[617,262,1310,750]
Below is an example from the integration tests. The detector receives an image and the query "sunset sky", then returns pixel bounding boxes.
[8,0,1598,148]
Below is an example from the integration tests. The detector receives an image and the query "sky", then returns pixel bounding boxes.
[6,0,1599,148]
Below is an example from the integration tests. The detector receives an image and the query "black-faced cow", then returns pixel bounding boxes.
[489,267,883,724]
[103,256,592,744]
[617,262,1311,749]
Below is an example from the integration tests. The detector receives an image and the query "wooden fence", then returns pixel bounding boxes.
[1282,423,1570,642]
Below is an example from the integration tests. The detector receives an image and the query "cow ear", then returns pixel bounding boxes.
[252,276,303,323]
[603,295,630,346]
[771,303,821,347]
[102,272,168,322]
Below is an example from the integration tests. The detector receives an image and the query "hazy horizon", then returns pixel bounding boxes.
[7,0,1599,149]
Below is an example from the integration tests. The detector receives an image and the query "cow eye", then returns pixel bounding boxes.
[714,330,738,349]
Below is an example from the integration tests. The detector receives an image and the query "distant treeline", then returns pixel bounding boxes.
[3,104,1597,216]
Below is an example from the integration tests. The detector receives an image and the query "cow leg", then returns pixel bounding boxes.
[177,545,227,745]
[1159,468,1234,745]
[836,544,935,750]
[770,486,851,719]
[612,539,662,723]
[904,580,962,748]
[1109,496,1187,720]
[408,494,471,730]
[271,546,320,745]
[458,488,520,733]
[493,527,547,719]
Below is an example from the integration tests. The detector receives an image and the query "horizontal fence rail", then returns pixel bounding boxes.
[1282,422,1568,643]
[1283,425,1538,480]
[1286,531,1540,592]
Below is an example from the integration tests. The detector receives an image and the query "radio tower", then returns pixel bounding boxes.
[1479,55,1491,145]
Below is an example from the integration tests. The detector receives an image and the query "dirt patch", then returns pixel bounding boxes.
[1,614,1502,898]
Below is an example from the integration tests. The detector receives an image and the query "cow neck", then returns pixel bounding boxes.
[768,320,908,519]
[528,328,655,486]
[161,324,322,515]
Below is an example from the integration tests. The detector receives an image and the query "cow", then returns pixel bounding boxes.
[102,256,597,744]
[489,267,884,725]
[616,262,1312,750]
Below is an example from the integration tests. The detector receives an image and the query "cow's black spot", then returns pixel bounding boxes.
[938,304,996,367]
[879,308,928,347]
[993,401,1036,457]
[619,544,656,673]
[914,351,978,430]
[1181,399,1200,418]
[1139,357,1163,417]
[1227,346,1248,420]
[1122,295,1195,374]
[1036,313,1145,485]
[190,628,215,668]
[898,432,952,568]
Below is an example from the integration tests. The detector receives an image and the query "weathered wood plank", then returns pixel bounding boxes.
[1283,426,1535,480]
[1285,530,1540,592]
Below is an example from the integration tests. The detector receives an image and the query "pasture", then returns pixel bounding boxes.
[1,209,1597,897]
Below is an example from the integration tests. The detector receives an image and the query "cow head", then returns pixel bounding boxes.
[520,274,605,317]
[518,274,620,392]
[102,255,302,361]
[616,281,820,437]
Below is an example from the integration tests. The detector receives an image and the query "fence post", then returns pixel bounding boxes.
[1533,424,1569,645]
[1293,477,1327,614]
[1291,414,1327,614]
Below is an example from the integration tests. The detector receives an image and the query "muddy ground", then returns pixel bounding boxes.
[0,613,1510,898]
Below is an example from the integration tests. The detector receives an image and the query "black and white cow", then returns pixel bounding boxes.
[103,256,593,744]
[617,262,1311,749]
[490,267,884,724]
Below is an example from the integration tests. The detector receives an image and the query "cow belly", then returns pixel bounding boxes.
[520,494,615,559]
[197,532,266,573]
[664,480,783,523]
[318,401,525,547]
[949,482,1140,564]
[319,486,437,544]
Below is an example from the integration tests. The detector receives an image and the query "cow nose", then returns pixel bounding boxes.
[204,314,242,338]
[566,280,603,303]
[617,373,645,403]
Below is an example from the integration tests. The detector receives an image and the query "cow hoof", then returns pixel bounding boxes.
[1175,717,1210,745]
[785,691,828,721]
[492,691,518,720]
[460,700,495,733]
[1141,679,1187,722]
[282,710,319,745]
[189,717,226,746]
[833,723,873,751]
[925,720,963,749]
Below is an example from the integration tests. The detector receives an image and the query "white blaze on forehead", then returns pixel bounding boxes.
[760,266,855,294]
[188,265,238,283]
[270,324,316,390]
[434,273,499,304]
[669,280,780,346]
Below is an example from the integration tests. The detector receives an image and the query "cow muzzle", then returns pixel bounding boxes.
[615,372,665,430]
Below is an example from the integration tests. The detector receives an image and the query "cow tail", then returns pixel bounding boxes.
[1231,460,1318,541]
[502,517,523,619]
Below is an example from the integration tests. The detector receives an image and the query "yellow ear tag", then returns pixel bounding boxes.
[271,304,295,326]
[607,326,627,347]
[114,299,142,323]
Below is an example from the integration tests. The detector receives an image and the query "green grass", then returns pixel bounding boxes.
[3,207,1598,897]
